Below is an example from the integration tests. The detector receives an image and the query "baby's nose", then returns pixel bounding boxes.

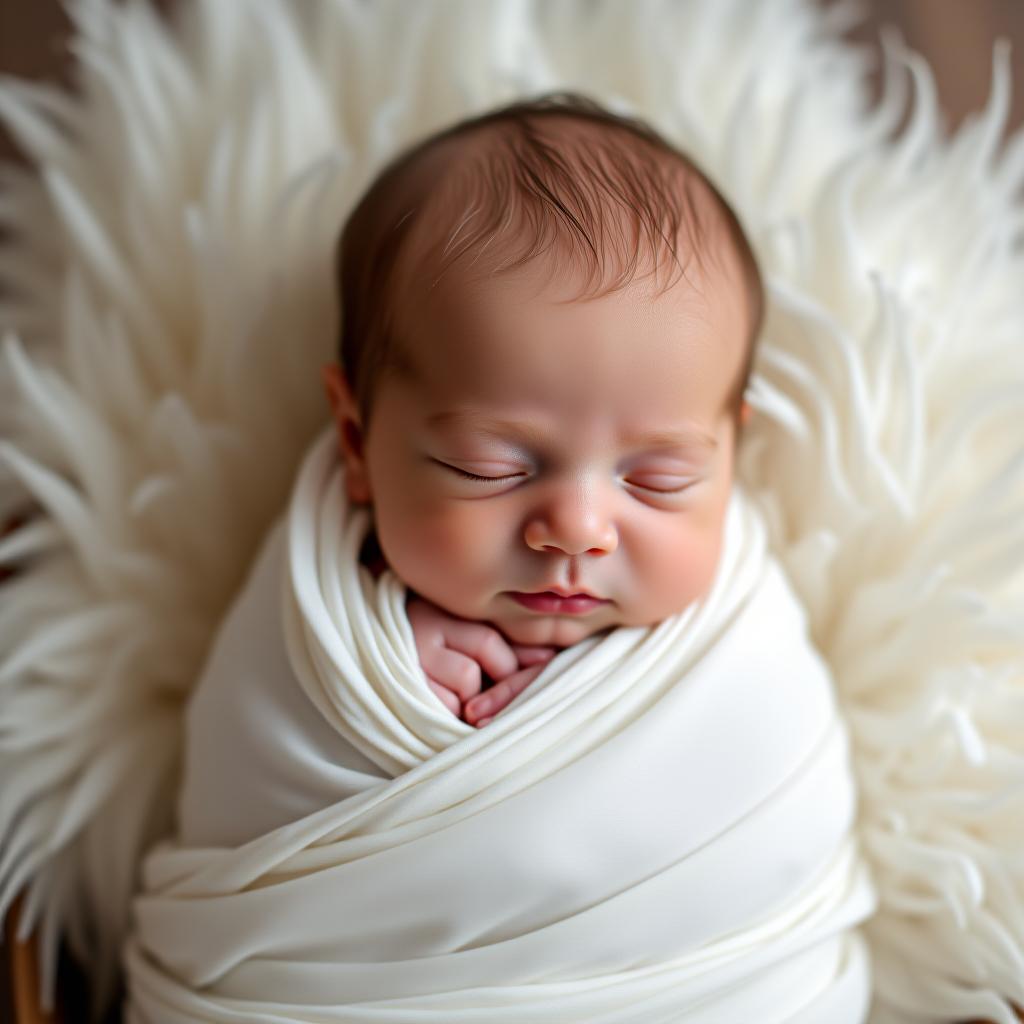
[523,483,618,556]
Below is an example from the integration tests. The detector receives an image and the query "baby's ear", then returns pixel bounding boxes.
[739,399,752,427]
[321,363,373,504]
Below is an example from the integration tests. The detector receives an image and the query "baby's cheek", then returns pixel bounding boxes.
[375,500,501,606]
[421,502,499,559]
[635,518,725,617]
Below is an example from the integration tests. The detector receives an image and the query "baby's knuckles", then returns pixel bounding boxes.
[450,655,483,696]
[477,628,513,670]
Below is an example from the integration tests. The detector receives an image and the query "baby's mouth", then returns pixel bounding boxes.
[507,591,610,615]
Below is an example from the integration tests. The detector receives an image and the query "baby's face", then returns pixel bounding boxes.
[333,257,750,648]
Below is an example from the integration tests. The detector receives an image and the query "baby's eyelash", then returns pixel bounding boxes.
[625,478,697,495]
[452,467,509,482]
[440,462,523,483]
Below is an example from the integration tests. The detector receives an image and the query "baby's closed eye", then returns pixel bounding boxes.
[624,472,699,493]
[434,459,527,483]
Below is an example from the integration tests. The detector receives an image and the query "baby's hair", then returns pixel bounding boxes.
[336,92,763,426]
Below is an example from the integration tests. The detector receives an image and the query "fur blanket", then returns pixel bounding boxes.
[1,1,1023,1021]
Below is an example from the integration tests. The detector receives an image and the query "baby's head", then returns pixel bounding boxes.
[324,93,763,646]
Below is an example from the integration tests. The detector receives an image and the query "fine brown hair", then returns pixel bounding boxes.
[336,92,763,426]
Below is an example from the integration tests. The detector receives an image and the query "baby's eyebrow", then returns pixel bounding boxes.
[426,411,718,453]
[425,411,545,450]
[625,428,718,454]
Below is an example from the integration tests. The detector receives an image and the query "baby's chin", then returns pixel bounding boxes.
[489,613,617,648]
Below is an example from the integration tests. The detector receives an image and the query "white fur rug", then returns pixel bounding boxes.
[1,1,1022,1021]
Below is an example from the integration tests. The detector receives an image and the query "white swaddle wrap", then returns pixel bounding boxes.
[124,429,877,1022]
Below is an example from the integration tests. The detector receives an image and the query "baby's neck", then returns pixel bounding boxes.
[359,530,388,579]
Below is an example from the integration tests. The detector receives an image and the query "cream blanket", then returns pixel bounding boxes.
[122,429,876,1022]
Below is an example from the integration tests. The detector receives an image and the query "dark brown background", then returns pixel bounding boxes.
[1,0,1023,164]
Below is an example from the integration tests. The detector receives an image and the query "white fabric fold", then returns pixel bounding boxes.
[125,428,877,1022]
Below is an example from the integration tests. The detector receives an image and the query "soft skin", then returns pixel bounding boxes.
[325,251,751,674]
[406,598,557,725]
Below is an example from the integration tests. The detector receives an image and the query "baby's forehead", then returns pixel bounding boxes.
[393,250,750,439]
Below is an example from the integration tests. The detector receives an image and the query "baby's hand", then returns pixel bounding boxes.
[464,643,556,727]
[406,598,556,726]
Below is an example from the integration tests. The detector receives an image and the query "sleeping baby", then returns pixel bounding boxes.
[155,91,875,1022]
[322,90,760,730]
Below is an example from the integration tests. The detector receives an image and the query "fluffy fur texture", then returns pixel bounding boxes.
[0,0,1022,1020]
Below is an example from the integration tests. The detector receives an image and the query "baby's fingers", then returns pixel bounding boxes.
[465,663,546,726]
[438,618,519,681]
[510,644,559,668]
[420,646,484,703]
[426,678,462,717]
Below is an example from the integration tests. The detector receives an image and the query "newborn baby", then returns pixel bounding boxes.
[150,93,874,1021]
[322,91,762,728]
